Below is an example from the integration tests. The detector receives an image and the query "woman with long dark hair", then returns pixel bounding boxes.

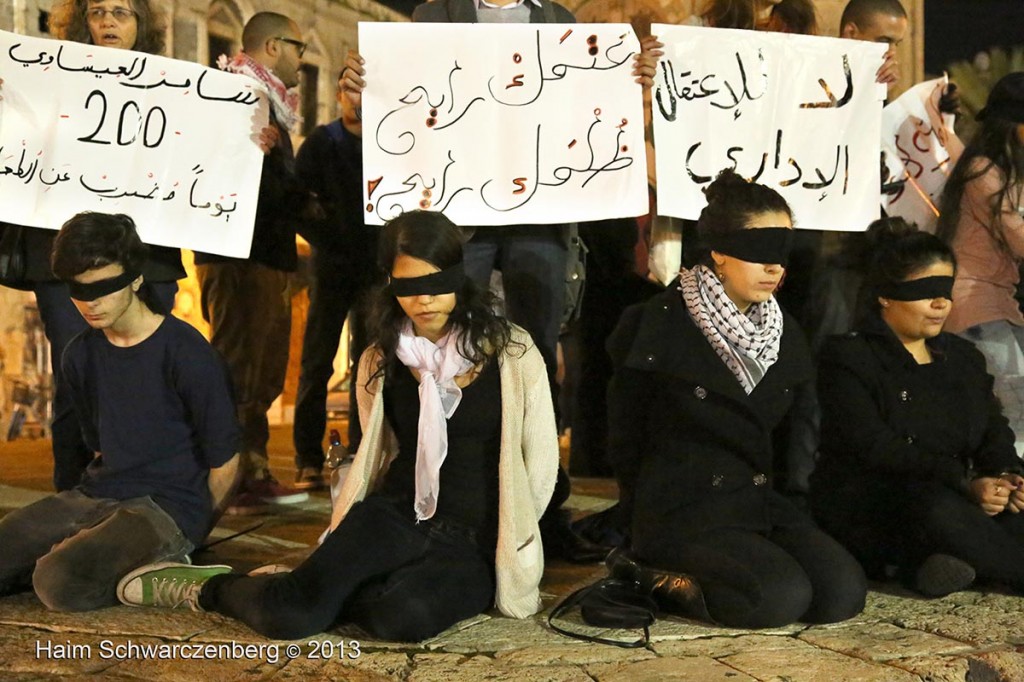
[936,72,1024,445]
[115,211,560,642]
[813,220,1024,596]
[605,170,865,628]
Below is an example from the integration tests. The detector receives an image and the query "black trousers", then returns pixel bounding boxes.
[635,500,866,628]
[199,495,494,641]
[814,478,1024,591]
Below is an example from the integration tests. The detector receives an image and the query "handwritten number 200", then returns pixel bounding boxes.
[78,90,167,148]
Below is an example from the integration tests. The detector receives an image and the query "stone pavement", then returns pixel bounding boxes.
[3,429,1024,681]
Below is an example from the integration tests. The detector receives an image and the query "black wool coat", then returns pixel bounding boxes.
[607,285,815,543]
[812,315,1021,501]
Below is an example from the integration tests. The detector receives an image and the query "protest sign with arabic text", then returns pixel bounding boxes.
[0,30,267,257]
[880,76,962,234]
[360,22,648,226]
[652,24,887,231]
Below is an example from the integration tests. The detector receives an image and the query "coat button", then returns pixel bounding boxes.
[899,390,909,401]
[711,474,724,487]
[752,473,767,486]
[694,386,708,399]
[646,354,655,363]
[905,436,915,444]
[662,304,669,310]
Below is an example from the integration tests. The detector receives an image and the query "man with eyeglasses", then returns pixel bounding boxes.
[193,11,322,515]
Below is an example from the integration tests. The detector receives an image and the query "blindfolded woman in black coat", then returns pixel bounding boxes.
[813,219,1024,597]
[606,170,866,628]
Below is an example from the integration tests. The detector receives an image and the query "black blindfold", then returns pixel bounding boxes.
[387,264,464,297]
[879,275,954,302]
[65,270,139,301]
[709,228,794,266]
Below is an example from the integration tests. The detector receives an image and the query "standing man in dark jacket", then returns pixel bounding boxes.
[194,12,317,513]
[291,72,380,489]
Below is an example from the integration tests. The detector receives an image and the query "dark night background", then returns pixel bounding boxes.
[379,0,1023,72]
[924,0,1024,74]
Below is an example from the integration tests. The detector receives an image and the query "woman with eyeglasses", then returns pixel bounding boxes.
[0,0,185,492]
[812,220,1024,597]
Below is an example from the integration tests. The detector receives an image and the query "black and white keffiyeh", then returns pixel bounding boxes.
[679,265,784,394]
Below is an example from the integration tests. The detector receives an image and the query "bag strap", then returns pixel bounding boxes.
[548,579,653,649]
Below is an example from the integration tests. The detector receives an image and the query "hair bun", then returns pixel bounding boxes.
[864,217,917,252]
[703,169,750,206]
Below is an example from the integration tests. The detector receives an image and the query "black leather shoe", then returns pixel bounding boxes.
[541,510,614,564]
[605,547,713,622]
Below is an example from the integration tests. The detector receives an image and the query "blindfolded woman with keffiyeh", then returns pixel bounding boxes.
[116,210,560,642]
[604,169,866,629]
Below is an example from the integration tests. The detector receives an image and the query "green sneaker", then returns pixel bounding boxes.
[117,562,232,610]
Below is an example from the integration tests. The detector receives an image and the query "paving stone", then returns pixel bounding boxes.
[422,616,567,652]
[859,589,957,623]
[0,593,225,641]
[722,644,922,681]
[653,633,813,658]
[105,642,283,682]
[966,650,1024,682]
[970,591,1024,615]
[894,654,972,682]
[332,651,413,679]
[493,643,656,666]
[896,604,1024,647]
[0,625,123,677]
[798,621,974,662]
[587,656,757,681]
[648,616,807,641]
[410,653,591,682]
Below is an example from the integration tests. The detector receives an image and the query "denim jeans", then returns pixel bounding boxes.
[0,490,192,611]
[959,320,1024,454]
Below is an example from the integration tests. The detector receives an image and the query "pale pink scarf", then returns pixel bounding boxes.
[395,323,475,521]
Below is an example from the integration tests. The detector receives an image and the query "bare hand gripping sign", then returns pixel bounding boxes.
[360,23,648,226]
[0,30,268,258]
[652,24,887,231]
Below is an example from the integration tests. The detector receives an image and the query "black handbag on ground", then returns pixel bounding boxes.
[606,547,715,623]
[548,577,657,649]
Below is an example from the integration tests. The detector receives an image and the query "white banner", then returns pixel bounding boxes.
[0,30,268,258]
[651,24,887,231]
[881,76,962,234]
[360,23,648,226]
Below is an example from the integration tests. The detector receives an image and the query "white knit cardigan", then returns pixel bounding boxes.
[327,325,560,618]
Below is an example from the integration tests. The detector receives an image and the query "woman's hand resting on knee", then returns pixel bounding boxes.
[969,477,1011,516]
[998,474,1024,513]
